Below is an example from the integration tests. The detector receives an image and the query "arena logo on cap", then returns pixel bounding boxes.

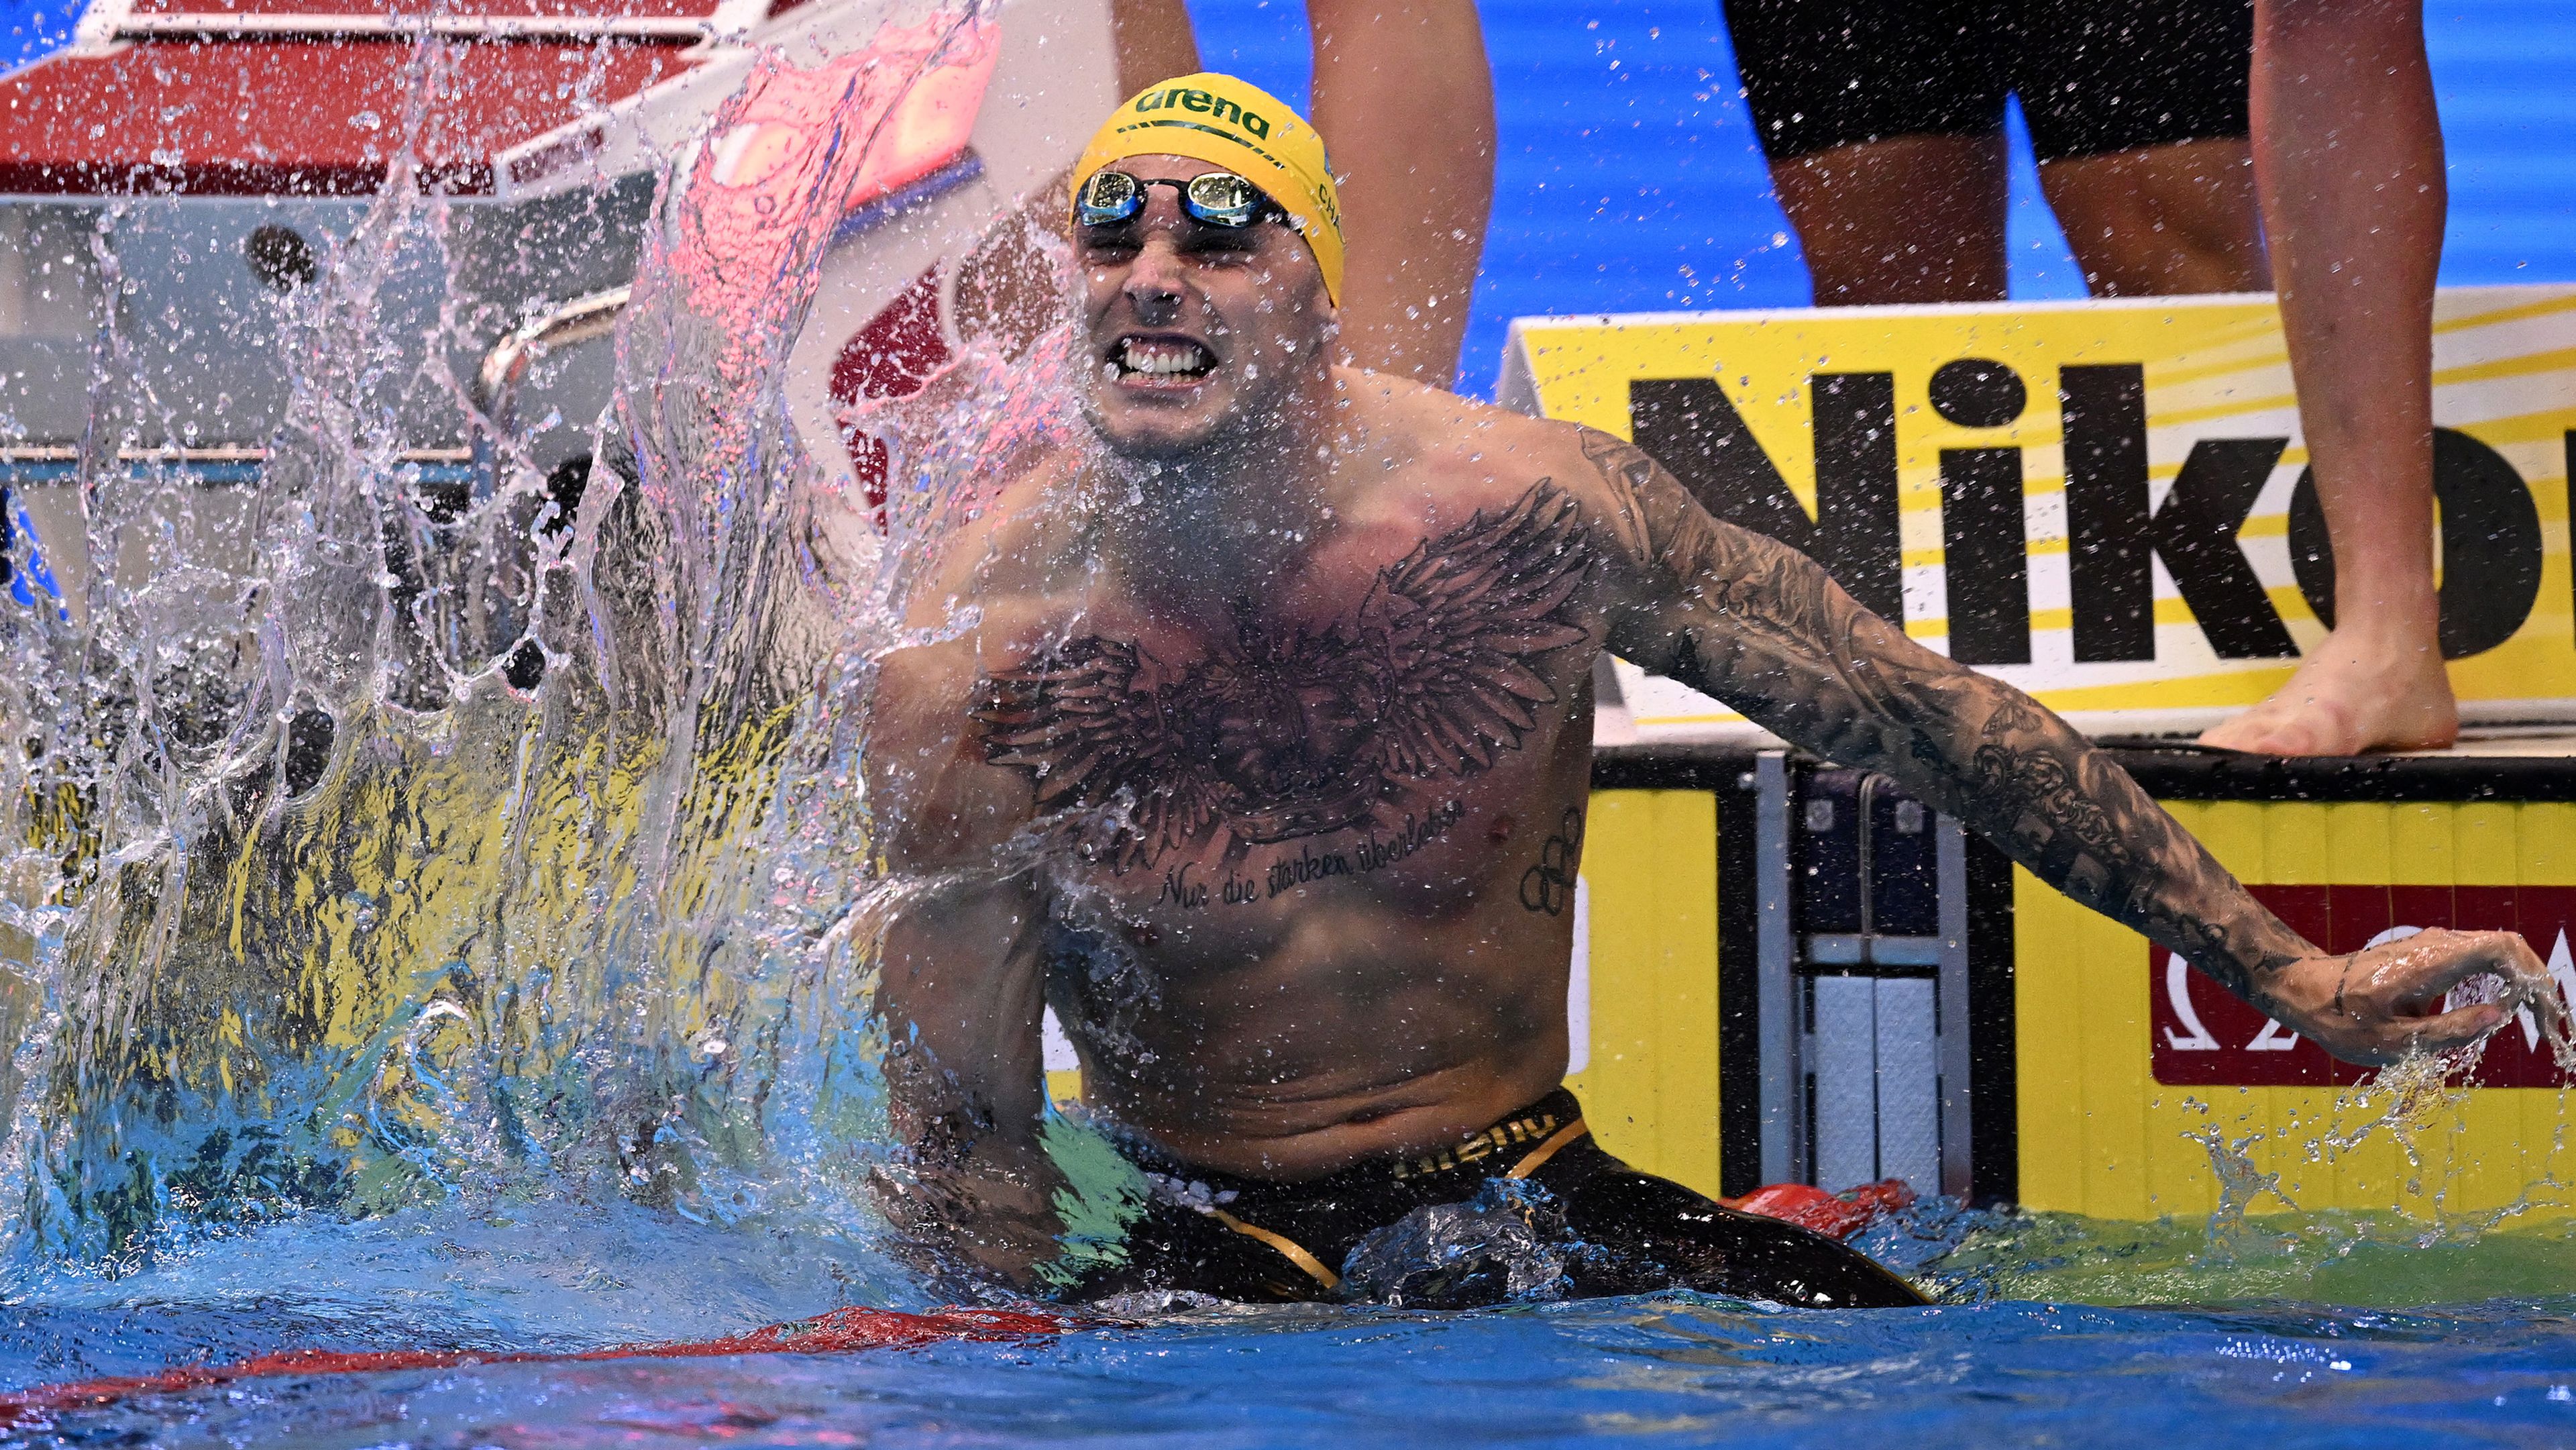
[1133,87,1272,139]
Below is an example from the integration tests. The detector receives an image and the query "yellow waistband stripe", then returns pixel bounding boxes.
[1505,1117,1591,1180]
[1208,1207,1342,1290]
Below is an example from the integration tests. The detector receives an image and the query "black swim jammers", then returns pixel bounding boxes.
[1050,1090,1926,1310]
[1721,0,2253,163]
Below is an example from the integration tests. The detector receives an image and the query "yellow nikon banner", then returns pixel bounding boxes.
[1499,285,2576,739]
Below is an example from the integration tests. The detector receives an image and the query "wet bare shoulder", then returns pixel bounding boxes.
[1325,374,1615,543]
[1343,371,1567,484]
[896,446,1091,631]
[1392,415,1699,616]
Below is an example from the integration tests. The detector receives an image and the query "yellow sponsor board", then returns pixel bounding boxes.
[2014,799,2576,1221]
[1499,285,2576,739]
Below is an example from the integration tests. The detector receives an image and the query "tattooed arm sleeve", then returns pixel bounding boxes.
[1578,429,2320,1007]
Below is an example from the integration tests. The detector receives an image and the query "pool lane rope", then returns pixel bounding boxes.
[0,1304,1076,1429]
[0,1178,1918,1426]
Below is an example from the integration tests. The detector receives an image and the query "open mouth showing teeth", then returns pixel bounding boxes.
[1112,337,1216,380]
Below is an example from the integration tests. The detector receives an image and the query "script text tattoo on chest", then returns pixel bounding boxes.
[1153,799,1470,910]
[971,484,1594,902]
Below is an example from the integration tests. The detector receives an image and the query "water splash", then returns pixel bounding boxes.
[1936,1025,2576,1304]
[0,0,1053,1285]
[1340,1178,1576,1308]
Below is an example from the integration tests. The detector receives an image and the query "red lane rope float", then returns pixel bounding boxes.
[1722,1178,1916,1241]
[0,1180,1920,1426]
[0,1305,1075,1430]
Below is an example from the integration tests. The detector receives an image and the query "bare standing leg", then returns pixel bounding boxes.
[1767,134,2008,306]
[2198,0,2455,756]
[1109,0,1201,97]
[1305,0,1496,385]
[1773,135,2261,306]
[2037,138,2270,297]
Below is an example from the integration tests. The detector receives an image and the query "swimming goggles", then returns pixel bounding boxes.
[1075,169,1288,230]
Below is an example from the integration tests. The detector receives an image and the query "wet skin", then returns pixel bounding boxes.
[864,157,2562,1284]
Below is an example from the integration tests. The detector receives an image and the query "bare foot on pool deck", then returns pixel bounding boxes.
[2198,629,2459,756]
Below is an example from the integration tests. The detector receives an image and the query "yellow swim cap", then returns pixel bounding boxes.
[1072,72,1344,307]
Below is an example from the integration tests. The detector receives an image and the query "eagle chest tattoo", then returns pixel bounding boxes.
[973,484,1594,871]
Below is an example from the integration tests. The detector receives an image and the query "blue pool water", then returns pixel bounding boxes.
[8,1197,2576,1445]
[17,1295,2576,1448]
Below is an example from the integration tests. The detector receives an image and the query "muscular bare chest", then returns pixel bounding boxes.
[968,480,1601,941]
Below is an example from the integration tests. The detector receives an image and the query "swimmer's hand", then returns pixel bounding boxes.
[2262,929,2566,1066]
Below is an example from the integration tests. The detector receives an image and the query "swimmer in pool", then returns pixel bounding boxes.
[865,74,2561,1309]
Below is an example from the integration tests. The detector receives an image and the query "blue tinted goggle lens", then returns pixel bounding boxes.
[1077,170,1273,228]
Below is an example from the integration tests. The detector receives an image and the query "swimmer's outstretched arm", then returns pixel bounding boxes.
[1574,428,2559,1066]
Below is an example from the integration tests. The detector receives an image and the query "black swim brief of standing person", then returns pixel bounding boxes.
[1049,1090,1927,1310]
[1720,0,2253,163]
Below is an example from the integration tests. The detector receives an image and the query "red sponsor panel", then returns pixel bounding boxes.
[829,268,953,529]
[2149,884,2337,1086]
[2332,884,2394,955]
[2494,887,2576,1086]
[123,0,722,17]
[2263,884,2333,960]
[2150,884,2576,1088]
[2389,884,2459,937]
[0,41,694,196]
